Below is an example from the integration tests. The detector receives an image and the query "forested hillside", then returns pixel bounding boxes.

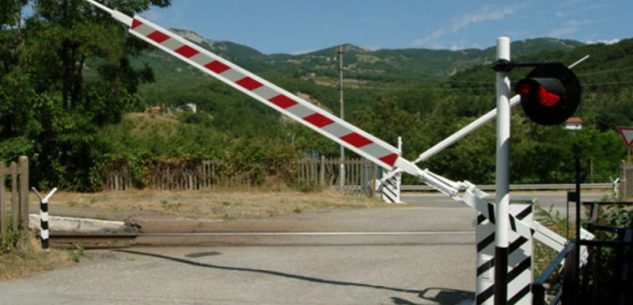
[1,1,630,190]
[128,33,631,186]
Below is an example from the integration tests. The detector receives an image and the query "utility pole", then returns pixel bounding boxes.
[339,45,345,192]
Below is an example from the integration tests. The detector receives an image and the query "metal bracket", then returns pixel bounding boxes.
[492,60,563,72]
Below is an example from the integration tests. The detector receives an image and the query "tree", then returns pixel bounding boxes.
[0,0,171,190]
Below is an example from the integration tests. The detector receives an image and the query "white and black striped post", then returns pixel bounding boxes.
[32,187,57,251]
[380,137,403,204]
[476,200,534,305]
[494,36,512,305]
[380,168,402,204]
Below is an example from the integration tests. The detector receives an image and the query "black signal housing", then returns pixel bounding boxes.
[514,63,581,125]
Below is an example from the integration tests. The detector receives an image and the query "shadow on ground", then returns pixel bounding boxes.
[117,249,473,305]
[391,287,474,305]
[419,287,474,304]
[117,249,422,293]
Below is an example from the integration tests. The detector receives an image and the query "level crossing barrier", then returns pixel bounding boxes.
[83,2,592,304]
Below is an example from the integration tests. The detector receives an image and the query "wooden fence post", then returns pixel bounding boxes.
[370,164,376,198]
[320,155,325,187]
[311,157,317,184]
[18,156,29,231]
[10,162,18,231]
[0,163,6,237]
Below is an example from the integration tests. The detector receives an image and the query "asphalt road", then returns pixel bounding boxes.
[403,190,609,221]
[0,191,607,305]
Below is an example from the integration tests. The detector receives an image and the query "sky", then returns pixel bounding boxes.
[144,0,633,54]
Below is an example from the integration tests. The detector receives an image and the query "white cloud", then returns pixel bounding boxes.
[548,20,580,37]
[290,49,317,55]
[450,44,466,51]
[554,0,609,19]
[586,38,620,45]
[450,3,528,32]
[555,11,568,17]
[412,28,446,48]
[412,3,527,48]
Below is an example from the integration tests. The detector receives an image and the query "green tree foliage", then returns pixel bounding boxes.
[0,0,170,190]
[1,1,631,190]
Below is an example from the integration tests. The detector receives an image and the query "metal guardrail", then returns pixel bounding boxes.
[401,183,612,192]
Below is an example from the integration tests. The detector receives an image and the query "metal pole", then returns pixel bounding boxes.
[339,46,345,192]
[574,143,581,304]
[494,36,511,305]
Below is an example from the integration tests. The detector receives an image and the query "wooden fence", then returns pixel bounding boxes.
[296,157,377,196]
[0,156,29,243]
[105,160,269,191]
[104,157,378,196]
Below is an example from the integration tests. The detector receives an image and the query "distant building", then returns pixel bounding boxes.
[565,117,583,130]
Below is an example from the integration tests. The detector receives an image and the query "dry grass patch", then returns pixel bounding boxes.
[0,235,76,281]
[32,188,390,221]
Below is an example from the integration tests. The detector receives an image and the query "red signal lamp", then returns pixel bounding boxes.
[514,63,581,125]
[537,86,561,107]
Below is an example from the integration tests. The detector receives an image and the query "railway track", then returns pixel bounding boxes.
[49,231,476,249]
[50,232,140,249]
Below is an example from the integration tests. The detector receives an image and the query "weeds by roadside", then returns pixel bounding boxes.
[1,218,24,254]
[0,232,77,281]
[533,204,569,277]
[67,245,85,263]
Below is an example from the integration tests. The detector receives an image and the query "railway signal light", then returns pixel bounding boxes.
[514,63,581,125]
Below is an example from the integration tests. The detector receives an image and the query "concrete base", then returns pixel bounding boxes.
[29,214,127,233]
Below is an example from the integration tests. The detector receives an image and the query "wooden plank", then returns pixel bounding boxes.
[369,164,377,198]
[312,158,317,183]
[0,163,6,237]
[320,156,325,187]
[10,162,18,231]
[18,156,29,230]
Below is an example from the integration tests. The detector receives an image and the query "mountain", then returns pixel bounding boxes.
[133,30,589,120]
[171,29,265,60]
[115,32,632,187]
[156,29,583,84]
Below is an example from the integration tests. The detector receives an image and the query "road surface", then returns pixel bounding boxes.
[0,191,606,305]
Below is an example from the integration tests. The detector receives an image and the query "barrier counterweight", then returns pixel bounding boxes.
[380,168,402,204]
[476,201,534,305]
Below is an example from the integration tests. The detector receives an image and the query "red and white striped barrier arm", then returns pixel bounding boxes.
[84,2,581,258]
[86,1,402,171]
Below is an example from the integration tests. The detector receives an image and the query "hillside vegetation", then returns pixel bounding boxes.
[0,1,630,190]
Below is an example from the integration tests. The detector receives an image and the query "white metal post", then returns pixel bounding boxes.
[494,36,511,305]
